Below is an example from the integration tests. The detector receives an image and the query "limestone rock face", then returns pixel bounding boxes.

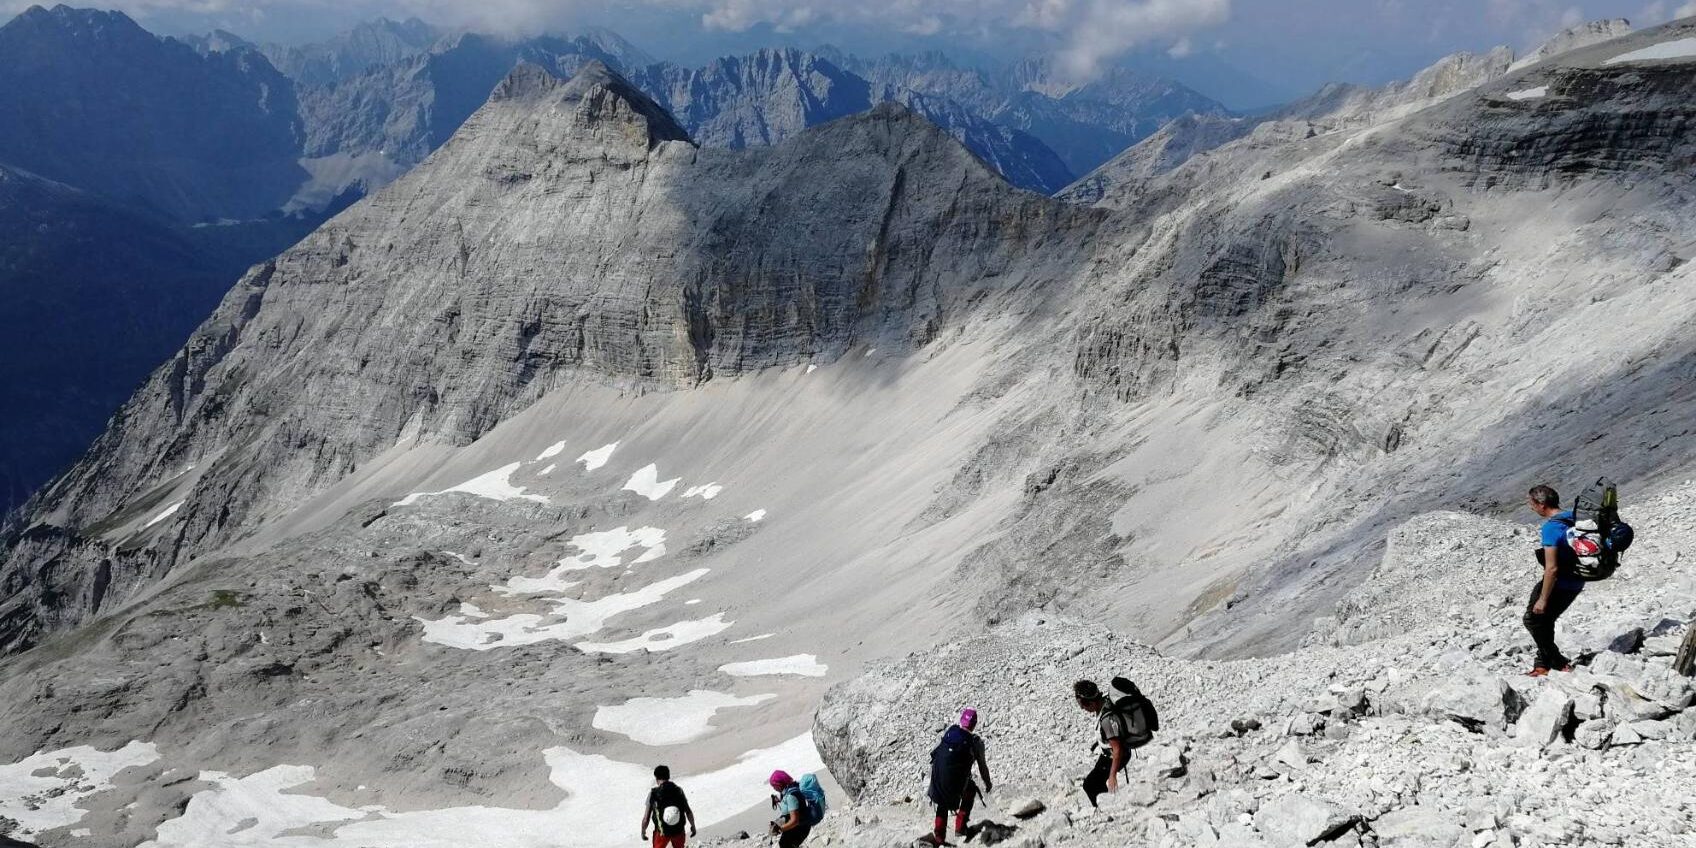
[0,61,1093,654]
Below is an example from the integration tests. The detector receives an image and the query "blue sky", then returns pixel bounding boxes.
[9,0,1690,106]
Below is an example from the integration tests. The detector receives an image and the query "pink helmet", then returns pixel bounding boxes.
[768,769,792,789]
[960,708,978,730]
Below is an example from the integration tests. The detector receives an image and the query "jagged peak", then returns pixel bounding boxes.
[1514,18,1635,68]
[5,4,145,36]
[489,60,691,146]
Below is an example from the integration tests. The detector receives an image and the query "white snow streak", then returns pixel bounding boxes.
[394,463,548,507]
[1605,37,1696,64]
[1505,85,1548,101]
[718,654,827,678]
[0,742,159,836]
[593,690,777,746]
[418,569,708,650]
[142,735,823,848]
[683,483,724,499]
[577,442,618,471]
[622,464,680,500]
[535,440,567,460]
[745,509,768,522]
[574,612,734,654]
[142,501,184,529]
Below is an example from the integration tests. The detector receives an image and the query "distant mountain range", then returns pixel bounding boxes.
[0,3,1229,513]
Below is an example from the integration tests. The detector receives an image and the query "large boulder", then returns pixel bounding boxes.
[1419,676,1515,731]
[1372,806,1467,848]
[1254,793,1356,846]
[1512,689,1574,749]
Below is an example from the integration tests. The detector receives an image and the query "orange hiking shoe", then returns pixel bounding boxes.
[1526,667,1550,677]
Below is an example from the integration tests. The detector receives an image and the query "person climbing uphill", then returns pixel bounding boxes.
[1074,678,1156,806]
[1524,484,1586,676]
[768,769,826,847]
[924,708,993,844]
[641,765,696,848]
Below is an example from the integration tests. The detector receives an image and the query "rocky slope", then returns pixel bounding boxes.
[6,19,1696,848]
[1060,19,1637,208]
[0,60,1092,654]
[812,481,1696,846]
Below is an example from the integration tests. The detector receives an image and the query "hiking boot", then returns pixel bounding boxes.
[1557,664,1574,673]
[1526,667,1550,677]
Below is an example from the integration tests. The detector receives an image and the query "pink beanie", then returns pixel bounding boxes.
[768,769,792,788]
[960,708,978,730]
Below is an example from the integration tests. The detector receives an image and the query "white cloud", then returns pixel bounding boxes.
[1680,1,1696,17]
[1167,36,1195,58]
[677,0,1233,80]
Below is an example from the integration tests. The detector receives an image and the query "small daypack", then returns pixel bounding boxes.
[1562,478,1635,581]
[794,774,828,826]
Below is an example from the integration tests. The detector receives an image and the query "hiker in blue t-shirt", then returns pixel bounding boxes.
[1524,484,1585,676]
[768,770,811,847]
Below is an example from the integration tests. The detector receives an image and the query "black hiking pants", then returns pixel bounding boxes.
[1522,581,1582,670]
[1082,752,1115,807]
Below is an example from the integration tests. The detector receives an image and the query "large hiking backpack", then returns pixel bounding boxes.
[928,725,976,806]
[795,773,828,826]
[1562,478,1634,581]
[1105,677,1158,748]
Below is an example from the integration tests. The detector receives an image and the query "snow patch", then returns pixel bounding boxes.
[1605,37,1696,64]
[394,463,548,507]
[577,442,617,471]
[683,483,724,499]
[0,742,159,836]
[535,440,567,460]
[729,633,775,644]
[142,501,184,529]
[745,509,768,522]
[1505,85,1548,101]
[537,463,557,476]
[719,654,827,678]
[143,735,822,848]
[574,612,734,654]
[498,526,667,595]
[806,364,818,373]
[622,464,680,500]
[418,569,709,651]
[593,690,777,746]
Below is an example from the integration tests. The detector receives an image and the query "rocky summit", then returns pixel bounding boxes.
[3,13,1696,848]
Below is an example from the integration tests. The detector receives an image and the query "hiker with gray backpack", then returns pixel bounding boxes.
[1523,480,1634,676]
[1073,677,1157,806]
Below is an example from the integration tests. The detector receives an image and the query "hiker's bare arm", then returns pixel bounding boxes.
[640,806,651,837]
[1107,738,1126,791]
[777,809,802,832]
[976,747,992,789]
[687,807,697,836]
[1535,547,1560,614]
